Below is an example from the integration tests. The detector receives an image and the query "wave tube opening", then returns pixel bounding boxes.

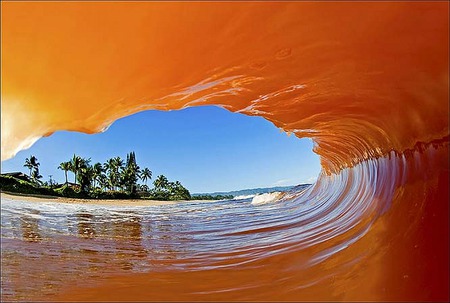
[1,1,449,301]
[1,106,321,193]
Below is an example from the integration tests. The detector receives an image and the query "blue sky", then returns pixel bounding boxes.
[1,106,321,193]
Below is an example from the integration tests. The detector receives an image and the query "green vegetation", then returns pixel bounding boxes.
[0,175,55,197]
[143,175,191,201]
[1,153,232,201]
[24,155,42,185]
[57,161,71,184]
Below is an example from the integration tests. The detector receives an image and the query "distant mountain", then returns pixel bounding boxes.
[194,184,312,198]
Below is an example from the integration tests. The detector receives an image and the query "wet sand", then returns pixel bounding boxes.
[0,192,217,207]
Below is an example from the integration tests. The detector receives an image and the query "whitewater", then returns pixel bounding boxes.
[1,1,448,301]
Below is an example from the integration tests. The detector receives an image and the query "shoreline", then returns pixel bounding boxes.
[0,192,218,207]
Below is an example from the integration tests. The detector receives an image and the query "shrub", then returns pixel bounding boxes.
[0,175,58,196]
[53,184,80,198]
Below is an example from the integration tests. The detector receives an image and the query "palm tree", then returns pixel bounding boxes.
[139,184,149,192]
[168,181,191,200]
[112,156,124,190]
[103,158,115,190]
[151,175,169,200]
[154,175,169,190]
[113,156,124,169]
[24,158,33,177]
[31,169,43,185]
[103,157,123,191]
[98,174,108,191]
[77,163,94,192]
[140,168,152,185]
[24,155,39,177]
[70,154,82,185]
[57,161,71,184]
[92,162,104,188]
[103,158,113,172]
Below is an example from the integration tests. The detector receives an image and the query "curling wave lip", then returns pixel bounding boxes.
[1,1,448,301]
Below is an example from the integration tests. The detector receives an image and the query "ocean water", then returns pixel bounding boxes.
[1,2,448,301]
[1,194,299,300]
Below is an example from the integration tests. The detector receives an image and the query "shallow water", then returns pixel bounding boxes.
[2,143,448,301]
[1,1,448,301]
[1,195,299,300]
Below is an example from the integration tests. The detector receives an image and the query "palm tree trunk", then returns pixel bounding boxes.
[65,171,68,184]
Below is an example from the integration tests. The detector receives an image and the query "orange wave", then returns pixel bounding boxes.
[1,1,448,301]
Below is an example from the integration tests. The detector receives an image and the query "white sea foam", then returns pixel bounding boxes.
[251,192,283,205]
[233,194,256,200]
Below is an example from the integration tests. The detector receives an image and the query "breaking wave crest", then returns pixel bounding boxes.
[1,1,448,301]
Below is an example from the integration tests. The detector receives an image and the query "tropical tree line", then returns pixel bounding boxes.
[56,152,148,194]
[21,153,191,200]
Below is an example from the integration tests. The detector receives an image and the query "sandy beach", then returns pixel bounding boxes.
[0,192,217,207]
